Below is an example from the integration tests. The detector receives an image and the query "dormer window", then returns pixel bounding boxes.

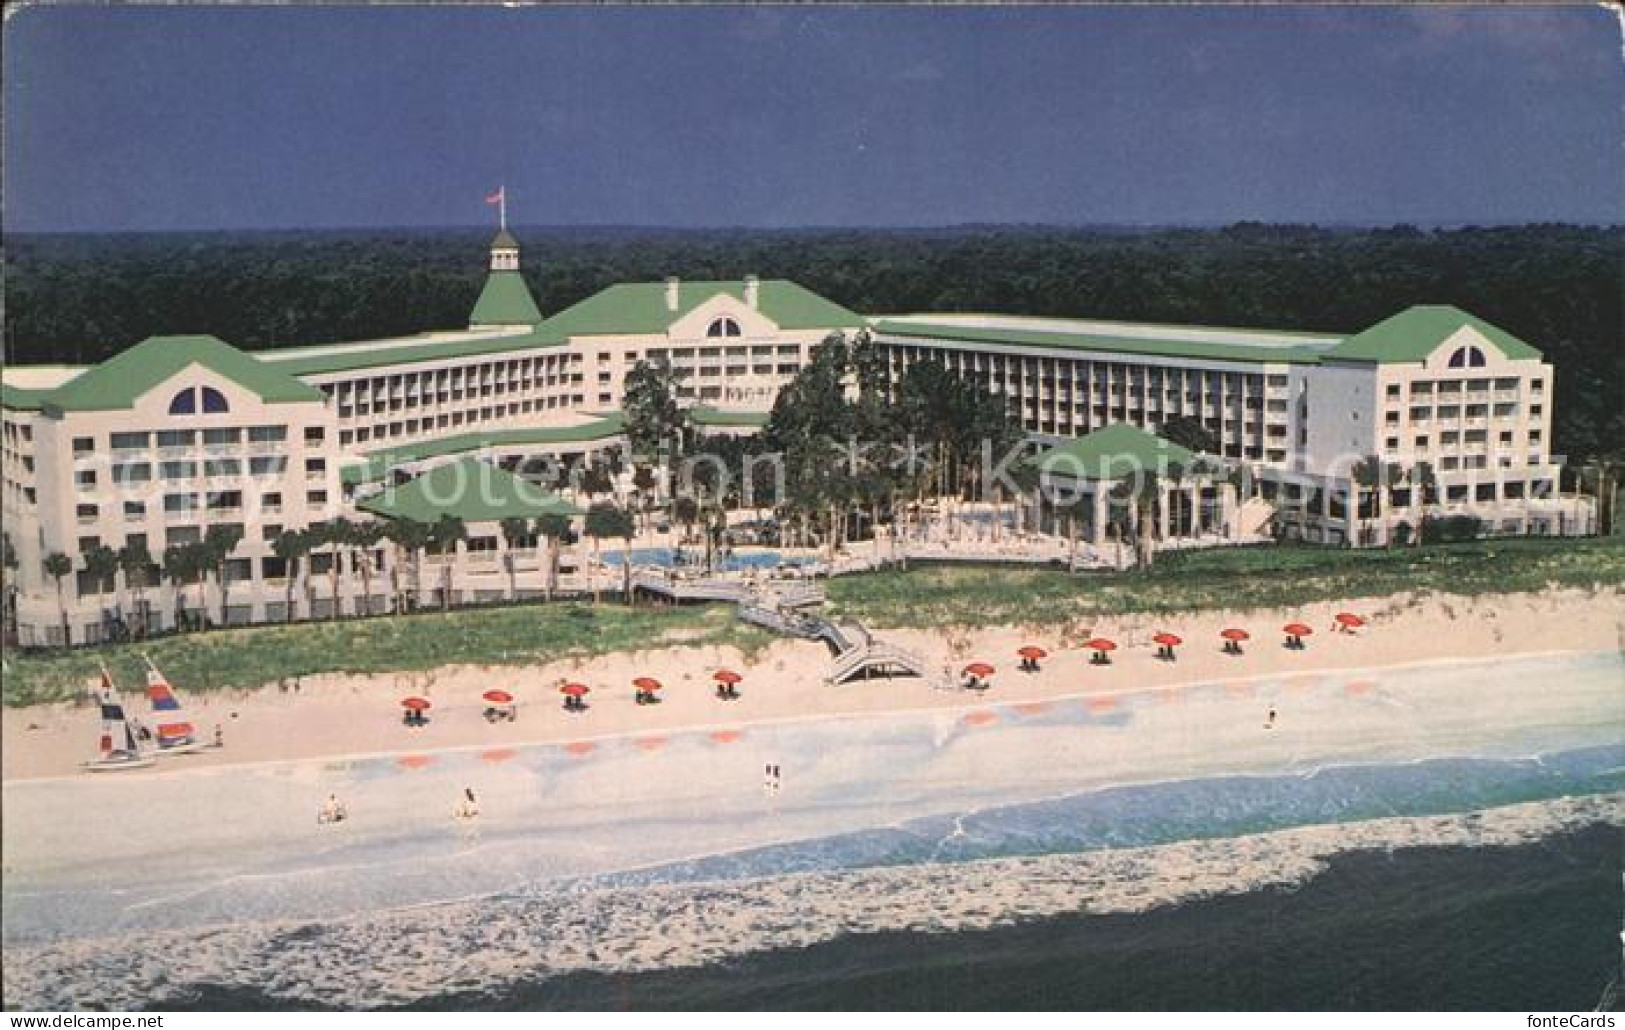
[1447,345,1487,369]
[167,386,230,416]
[706,317,742,338]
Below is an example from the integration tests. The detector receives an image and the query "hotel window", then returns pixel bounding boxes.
[307,489,328,505]
[247,425,287,444]
[203,427,241,446]
[76,469,97,487]
[160,461,197,480]
[123,501,146,520]
[249,456,287,476]
[156,430,195,449]
[78,536,101,554]
[1447,346,1487,369]
[706,317,742,338]
[1385,385,1401,399]
[73,437,94,455]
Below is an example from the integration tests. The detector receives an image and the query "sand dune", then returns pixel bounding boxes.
[4,587,1620,781]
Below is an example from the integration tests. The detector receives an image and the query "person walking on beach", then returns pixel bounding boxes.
[455,787,480,820]
[1265,705,1277,730]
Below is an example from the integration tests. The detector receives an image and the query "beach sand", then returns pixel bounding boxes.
[5,587,1621,781]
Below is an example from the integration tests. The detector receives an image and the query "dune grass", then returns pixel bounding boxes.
[825,536,1625,630]
[1,602,775,708]
[7,537,1620,707]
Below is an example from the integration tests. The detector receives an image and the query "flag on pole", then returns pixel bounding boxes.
[485,186,507,230]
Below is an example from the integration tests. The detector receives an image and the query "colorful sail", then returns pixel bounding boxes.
[98,688,138,759]
[145,662,196,748]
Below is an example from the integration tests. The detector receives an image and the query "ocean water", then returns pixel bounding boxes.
[3,649,1621,1010]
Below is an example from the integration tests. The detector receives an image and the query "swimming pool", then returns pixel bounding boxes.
[597,547,814,572]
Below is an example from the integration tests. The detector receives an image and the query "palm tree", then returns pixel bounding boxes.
[584,502,635,604]
[272,529,309,623]
[1054,492,1092,572]
[673,494,700,545]
[429,516,467,611]
[202,524,244,625]
[499,516,530,600]
[386,519,431,613]
[631,465,659,535]
[1410,460,1438,546]
[118,539,154,634]
[43,551,72,646]
[349,521,385,616]
[82,544,119,606]
[533,512,573,602]
[320,517,352,620]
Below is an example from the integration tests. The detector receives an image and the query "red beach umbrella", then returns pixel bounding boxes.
[1334,612,1366,629]
[632,677,662,693]
[1085,638,1117,653]
[964,662,996,678]
[1152,633,1183,648]
[560,683,590,697]
[401,697,432,711]
[1018,646,1048,660]
[1220,629,1250,642]
[713,670,743,685]
[1283,623,1314,638]
[482,689,514,706]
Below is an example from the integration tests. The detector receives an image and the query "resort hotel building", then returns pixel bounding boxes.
[1,230,1593,645]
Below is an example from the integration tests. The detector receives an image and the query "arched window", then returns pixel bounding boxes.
[167,386,231,415]
[1447,345,1486,369]
[706,317,741,338]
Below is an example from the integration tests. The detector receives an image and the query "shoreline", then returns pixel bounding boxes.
[7,791,1619,1011]
[4,586,1621,782]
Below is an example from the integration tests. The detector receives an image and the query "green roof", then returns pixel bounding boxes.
[35,335,324,412]
[491,229,520,249]
[1,383,52,411]
[1028,423,1197,481]
[874,320,1330,366]
[1326,306,1543,364]
[541,279,866,337]
[688,406,770,428]
[469,270,544,326]
[342,413,627,485]
[264,326,565,377]
[357,457,583,524]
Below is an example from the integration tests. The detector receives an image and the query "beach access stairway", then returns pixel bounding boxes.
[627,564,925,685]
[629,570,748,604]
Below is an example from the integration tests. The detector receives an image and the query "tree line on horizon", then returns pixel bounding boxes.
[5,223,1621,461]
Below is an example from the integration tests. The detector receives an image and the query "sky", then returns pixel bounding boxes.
[4,4,1622,232]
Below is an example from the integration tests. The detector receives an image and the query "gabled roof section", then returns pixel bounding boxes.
[1327,306,1542,364]
[39,335,324,412]
[491,229,520,249]
[687,406,770,428]
[1028,423,1197,481]
[873,318,1330,366]
[469,270,544,327]
[356,457,583,523]
[341,413,627,486]
[1,384,51,411]
[539,279,865,338]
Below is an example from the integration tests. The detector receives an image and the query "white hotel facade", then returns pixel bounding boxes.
[0,231,1593,645]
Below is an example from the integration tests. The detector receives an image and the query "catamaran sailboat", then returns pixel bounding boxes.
[143,657,204,755]
[83,667,155,772]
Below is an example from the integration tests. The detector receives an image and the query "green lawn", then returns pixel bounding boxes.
[6,536,1621,707]
[1,602,774,708]
[825,536,1625,629]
